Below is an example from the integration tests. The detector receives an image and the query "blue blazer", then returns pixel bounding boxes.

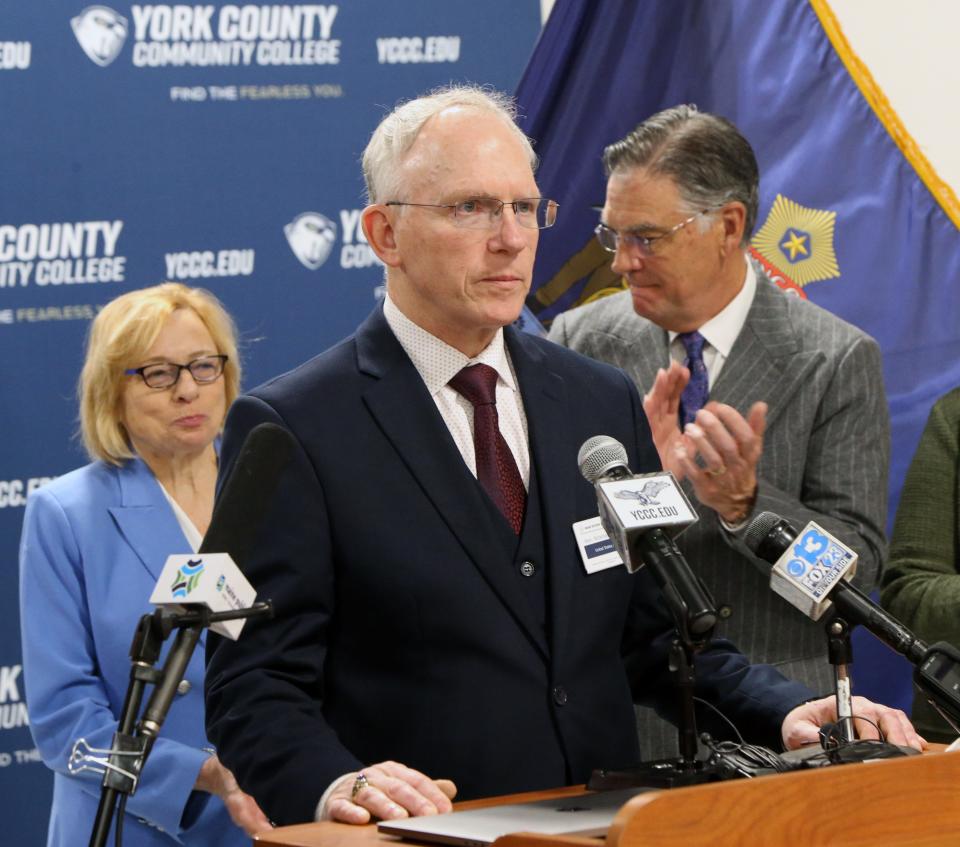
[205,306,812,825]
[19,457,248,846]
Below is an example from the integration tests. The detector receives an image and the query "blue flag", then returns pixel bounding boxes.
[516,0,960,521]
[515,0,960,708]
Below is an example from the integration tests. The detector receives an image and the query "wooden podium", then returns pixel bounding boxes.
[253,751,960,847]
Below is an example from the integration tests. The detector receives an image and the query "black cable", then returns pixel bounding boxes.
[693,697,793,776]
[692,695,745,744]
[691,699,910,777]
[819,713,884,748]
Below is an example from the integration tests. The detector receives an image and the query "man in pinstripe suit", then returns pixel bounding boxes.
[548,106,889,756]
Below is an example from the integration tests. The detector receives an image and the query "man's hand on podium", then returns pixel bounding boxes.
[781,695,926,752]
[325,760,457,825]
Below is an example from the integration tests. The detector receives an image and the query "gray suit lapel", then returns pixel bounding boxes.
[624,323,671,400]
[712,276,822,428]
[579,292,670,397]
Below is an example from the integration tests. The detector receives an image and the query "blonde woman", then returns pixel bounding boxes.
[19,283,269,846]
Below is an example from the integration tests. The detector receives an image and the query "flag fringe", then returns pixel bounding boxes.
[811,0,960,229]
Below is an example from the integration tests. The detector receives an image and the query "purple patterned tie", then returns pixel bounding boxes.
[449,364,526,534]
[678,331,709,427]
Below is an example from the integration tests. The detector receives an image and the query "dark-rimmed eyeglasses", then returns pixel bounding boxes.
[125,354,228,389]
[385,196,559,230]
[595,209,713,256]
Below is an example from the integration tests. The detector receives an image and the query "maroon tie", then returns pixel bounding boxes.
[449,364,526,534]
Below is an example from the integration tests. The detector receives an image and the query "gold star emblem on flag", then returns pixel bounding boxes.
[752,194,840,287]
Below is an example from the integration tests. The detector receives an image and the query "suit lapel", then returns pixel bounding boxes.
[602,281,820,427]
[588,293,671,396]
[712,275,821,427]
[109,458,191,584]
[629,323,671,397]
[357,309,549,657]
[506,330,576,660]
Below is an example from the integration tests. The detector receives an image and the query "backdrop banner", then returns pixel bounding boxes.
[0,3,540,840]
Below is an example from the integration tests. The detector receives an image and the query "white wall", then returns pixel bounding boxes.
[830,0,959,196]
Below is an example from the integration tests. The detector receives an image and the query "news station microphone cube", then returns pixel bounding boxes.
[595,472,698,572]
[150,553,257,640]
[770,522,858,621]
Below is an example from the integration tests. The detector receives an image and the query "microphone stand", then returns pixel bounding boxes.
[746,514,960,749]
[81,602,272,847]
[823,582,960,741]
[824,617,856,744]
[589,537,721,789]
[85,612,166,847]
[823,588,960,746]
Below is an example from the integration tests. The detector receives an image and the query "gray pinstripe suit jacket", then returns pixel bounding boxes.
[548,268,889,697]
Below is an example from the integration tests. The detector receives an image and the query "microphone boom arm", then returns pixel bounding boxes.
[86,602,272,847]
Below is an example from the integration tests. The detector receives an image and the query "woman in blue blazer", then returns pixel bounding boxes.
[19,284,269,846]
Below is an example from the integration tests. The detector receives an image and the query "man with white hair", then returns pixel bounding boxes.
[205,87,918,828]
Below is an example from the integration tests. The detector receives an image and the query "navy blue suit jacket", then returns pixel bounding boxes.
[205,306,810,824]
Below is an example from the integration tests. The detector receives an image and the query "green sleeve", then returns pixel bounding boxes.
[882,390,960,646]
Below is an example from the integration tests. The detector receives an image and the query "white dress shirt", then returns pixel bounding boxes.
[158,482,202,552]
[382,293,530,489]
[668,257,757,386]
[667,257,758,531]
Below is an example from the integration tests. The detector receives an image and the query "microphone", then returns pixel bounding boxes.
[578,435,717,638]
[140,421,295,739]
[201,420,296,558]
[577,435,700,559]
[577,434,634,483]
[148,421,295,638]
[743,512,926,664]
[745,511,960,736]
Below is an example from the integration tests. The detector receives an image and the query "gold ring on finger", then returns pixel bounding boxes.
[351,772,369,800]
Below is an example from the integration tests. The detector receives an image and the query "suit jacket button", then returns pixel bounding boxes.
[552,686,568,706]
[519,560,536,577]
[176,679,192,695]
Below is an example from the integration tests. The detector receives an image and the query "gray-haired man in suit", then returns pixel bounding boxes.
[547,106,890,756]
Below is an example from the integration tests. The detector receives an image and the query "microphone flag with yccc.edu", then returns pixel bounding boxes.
[595,473,697,573]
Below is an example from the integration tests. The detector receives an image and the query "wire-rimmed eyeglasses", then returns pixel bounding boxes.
[125,354,228,390]
[595,209,713,256]
[385,196,559,230]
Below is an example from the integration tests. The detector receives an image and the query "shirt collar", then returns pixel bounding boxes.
[382,293,517,396]
[668,255,756,358]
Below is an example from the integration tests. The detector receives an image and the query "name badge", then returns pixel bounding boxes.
[572,516,623,574]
